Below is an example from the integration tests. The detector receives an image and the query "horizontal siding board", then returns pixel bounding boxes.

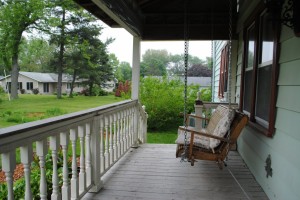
[279,37,300,63]
[280,25,295,43]
[278,59,300,86]
[276,86,300,113]
[275,107,300,141]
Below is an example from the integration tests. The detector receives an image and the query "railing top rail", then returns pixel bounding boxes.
[0,100,137,152]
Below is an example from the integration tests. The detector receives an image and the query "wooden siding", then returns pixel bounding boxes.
[236,3,300,199]
[83,144,268,200]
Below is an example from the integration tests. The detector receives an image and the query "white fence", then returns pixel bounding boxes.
[0,100,147,200]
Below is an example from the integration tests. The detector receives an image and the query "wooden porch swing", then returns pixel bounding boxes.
[176,0,248,169]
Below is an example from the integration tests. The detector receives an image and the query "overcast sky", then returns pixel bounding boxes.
[99,22,212,65]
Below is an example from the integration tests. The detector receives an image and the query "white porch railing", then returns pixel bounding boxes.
[0,100,147,200]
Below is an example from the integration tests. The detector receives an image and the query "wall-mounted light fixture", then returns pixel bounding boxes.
[265,0,300,37]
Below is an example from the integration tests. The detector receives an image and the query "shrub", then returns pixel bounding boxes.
[20,89,26,94]
[115,80,131,99]
[140,76,198,131]
[32,88,39,95]
[200,88,212,102]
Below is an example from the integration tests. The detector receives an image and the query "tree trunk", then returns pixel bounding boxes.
[10,54,19,99]
[69,69,77,98]
[89,81,93,96]
[57,6,66,99]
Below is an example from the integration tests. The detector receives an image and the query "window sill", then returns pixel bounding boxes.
[247,121,273,137]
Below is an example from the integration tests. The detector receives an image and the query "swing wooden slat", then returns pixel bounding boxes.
[176,108,248,169]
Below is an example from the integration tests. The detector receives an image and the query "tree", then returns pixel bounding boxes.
[0,0,45,99]
[19,38,55,72]
[168,54,206,76]
[140,49,169,76]
[187,64,212,77]
[115,61,132,82]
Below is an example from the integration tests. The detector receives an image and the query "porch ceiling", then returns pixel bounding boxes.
[74,0,238,40]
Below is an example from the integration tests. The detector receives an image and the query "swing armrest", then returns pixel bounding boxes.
[185,114,210,125]
[178,126,230,143]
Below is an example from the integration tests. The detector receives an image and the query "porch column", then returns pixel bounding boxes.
[131,36,141,147]
[131,36,141,100]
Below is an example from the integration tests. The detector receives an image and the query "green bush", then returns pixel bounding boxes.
[140,76,198,131]
[32,88,39,95]
[200,88,212,102]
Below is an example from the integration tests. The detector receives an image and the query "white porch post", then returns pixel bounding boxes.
[131,36,141,100]
[131,36,141,147]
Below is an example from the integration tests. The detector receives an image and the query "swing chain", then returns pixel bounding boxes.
[228,0,233,109]
[181,0,189,162]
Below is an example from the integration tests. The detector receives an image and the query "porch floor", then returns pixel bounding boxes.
[83,144,269,200]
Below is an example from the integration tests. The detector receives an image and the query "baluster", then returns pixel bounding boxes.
[20,145,33,200]
[49,136,61,200]
[117,112,121,159]
[70,128,79,199]
[1,151,16,200]
[130,108,134,146]
[120,111,125,155]
[36,140,48,200]
[104,115,110,169]
[99,117,105,173]
[90,116,103,192]
[85,122,92,187]
[78,125,86,194]
[113,112,117,162]
[109,114,114,165]
[125,109,129,149]
[60,132,70,200]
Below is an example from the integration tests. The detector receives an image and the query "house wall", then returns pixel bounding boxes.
[0,74,39,94]
[212,40,238,103]
[234,0,300,199]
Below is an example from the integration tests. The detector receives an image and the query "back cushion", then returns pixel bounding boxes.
[206,105,235,149]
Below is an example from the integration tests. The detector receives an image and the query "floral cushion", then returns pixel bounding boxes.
[175,105,235,150]
[175,127,210,149]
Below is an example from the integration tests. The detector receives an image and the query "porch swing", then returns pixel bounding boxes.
[175,0,248,169]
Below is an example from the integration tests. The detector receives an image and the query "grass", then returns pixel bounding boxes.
[147,129,178,144]
[0,94,124,128]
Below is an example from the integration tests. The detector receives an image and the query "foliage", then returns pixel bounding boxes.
[32,88,39,95]
[200,88,212,102]
[140,76,198,130]
[20,89,26,94]
[187,64,212,77]
[115,61,132,82]
[19,38,55,72]
[140,49,169,76]
[115,81,131,99]
[0,0,46,99]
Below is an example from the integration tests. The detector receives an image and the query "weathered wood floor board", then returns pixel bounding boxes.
[83,144,268,200]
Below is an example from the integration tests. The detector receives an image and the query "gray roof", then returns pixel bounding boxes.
[179,77,211,87]
[0,72,81,83]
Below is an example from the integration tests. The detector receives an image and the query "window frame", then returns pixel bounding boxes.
[239,5,280,137]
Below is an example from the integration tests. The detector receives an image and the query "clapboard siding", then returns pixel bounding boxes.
[278,60,300,85]
[277,86,300,113]
[234,0,300,199]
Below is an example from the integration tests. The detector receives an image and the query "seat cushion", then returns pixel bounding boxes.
[176,126,210,149]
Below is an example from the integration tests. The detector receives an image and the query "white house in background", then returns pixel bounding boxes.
[0,71,84,95]
[178,76,211,90]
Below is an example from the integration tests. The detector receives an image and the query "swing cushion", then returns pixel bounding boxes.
[176,105,235,149]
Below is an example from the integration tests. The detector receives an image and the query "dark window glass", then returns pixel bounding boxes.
[260,12,274,63]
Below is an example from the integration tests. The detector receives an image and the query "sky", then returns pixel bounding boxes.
[99,22,212,65]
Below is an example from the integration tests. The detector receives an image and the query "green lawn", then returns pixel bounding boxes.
[0,94,124,128]
[147,129,178,144]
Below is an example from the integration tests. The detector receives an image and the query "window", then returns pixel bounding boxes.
[43,83,49,93]
[67,83,71,89]
[27,82,33,90]
[240,8,279,137]
[218,44,229,99]
[18,82,23,90]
